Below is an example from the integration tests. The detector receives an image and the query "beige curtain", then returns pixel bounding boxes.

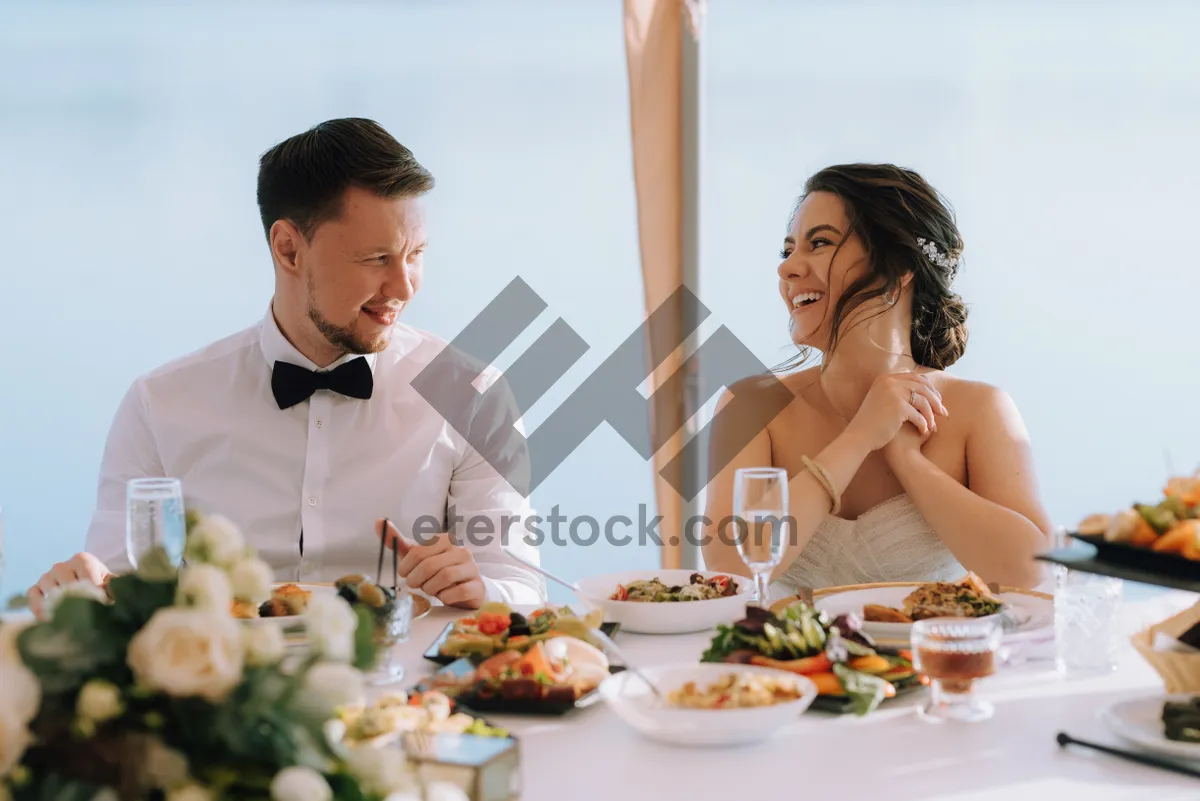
[623,0,702,568]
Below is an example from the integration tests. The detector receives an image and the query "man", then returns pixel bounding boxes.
[28,117,544,616]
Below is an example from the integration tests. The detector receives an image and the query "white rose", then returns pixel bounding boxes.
[141,737,190,791]
[241,623,285,667]
[344,747,418,797]
[424,782,470,801]
[229,558,273,604]
[297,662,364,718]
[175,565,233,612]
[0,663,40,778]
[167,783,213,801]
[184,515,246,567]
[128,609,244,702]
[270,766,331,801]
[77,679,123,723]
[304,595,358,663]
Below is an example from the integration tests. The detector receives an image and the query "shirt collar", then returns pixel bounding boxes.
[258,303,379,375]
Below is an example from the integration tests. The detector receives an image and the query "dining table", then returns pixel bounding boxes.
[386,586,1200,801]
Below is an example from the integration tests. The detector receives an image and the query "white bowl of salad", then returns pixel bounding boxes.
[575,569,750,634]
[599,662,818,746]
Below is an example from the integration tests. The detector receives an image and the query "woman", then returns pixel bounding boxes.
[701,163,1052,592]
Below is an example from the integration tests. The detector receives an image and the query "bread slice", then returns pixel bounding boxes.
[863,604,914,623]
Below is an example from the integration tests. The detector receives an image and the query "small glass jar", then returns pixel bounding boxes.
[912,616,1003,723]
[366,590,415,686]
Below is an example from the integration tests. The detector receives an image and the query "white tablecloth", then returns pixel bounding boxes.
[386,590,1200,801]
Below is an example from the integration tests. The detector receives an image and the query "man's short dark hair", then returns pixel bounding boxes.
[256,117,435,241]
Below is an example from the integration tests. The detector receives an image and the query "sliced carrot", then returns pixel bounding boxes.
[847,655,892,675]
[749,653,833,675]
[879,667,915,683]
[807,672,844,696]
[1131,518,1160,548]
[1153,521,1200,555]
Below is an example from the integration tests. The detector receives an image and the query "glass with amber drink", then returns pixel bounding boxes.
[911,617,1002,723]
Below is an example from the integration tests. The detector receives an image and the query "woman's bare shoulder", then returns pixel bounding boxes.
[931,373,1020,420]
[719,369,809,409]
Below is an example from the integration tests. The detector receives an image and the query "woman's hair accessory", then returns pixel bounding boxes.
[916,237,960,272]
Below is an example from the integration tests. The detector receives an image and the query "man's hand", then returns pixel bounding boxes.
[376,520,486,609]
[27,552,112,620]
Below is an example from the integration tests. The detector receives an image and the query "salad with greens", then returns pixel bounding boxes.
[611,573,739,602]
[701,601,920,716]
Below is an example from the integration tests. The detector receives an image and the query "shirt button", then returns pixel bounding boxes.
[315,420,323,428]
[308,497,317,507]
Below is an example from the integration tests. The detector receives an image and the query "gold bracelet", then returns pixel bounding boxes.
[801,455,841,517]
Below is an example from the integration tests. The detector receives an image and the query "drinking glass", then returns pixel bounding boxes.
[912,617,1003,723]
[366,590,415,686]
[126,478,186,572]
[1055,570,1122,677]
[732,467,789,606]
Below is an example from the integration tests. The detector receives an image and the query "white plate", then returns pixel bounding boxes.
[574,570,750,634]
[239,583,432,638]
[599,663,818,747]
[813,584,1054,644]
[1101,694,1200,762]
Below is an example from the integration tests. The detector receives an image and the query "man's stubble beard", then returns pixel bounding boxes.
[305,272,391,356]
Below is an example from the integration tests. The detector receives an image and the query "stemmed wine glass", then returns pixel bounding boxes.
[732,467,789,606]
[126,478,186,574]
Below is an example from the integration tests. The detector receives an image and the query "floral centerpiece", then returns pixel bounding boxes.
[0,511,462,801]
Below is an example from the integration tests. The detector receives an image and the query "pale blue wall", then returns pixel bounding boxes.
[0,0,658,603]
[3,0,1199,603]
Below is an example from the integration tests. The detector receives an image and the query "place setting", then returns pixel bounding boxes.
[9,467,1200,801]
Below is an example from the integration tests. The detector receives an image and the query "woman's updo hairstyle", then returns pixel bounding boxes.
[799,163,968,370]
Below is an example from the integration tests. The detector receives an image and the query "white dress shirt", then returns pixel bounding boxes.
[84,307,546,604]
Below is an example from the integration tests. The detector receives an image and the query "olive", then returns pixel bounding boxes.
[357,583,386,608]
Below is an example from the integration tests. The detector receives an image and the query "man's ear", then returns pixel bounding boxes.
[269,220,304,277]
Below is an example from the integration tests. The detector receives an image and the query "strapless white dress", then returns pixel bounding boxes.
[772,494,965,594]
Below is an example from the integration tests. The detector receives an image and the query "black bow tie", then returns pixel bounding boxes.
[271,358,374,410]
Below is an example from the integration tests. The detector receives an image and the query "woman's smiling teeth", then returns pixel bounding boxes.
[792,291,825,308]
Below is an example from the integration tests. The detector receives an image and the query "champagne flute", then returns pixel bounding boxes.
[126,478,186,573]
[732,467,789,606]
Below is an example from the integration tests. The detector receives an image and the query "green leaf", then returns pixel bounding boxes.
[17,599,125,694]
[352,605,377,671]
[326,772,370,801]
[20,773,110,801]
[106,574,177,632]
[134,546,178,582]
[832,663,888,716]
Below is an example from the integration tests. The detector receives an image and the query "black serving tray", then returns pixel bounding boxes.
[412,657,625,716]
[808,678,925,715]
[423,621,621,666]
[1035,535,1200,593]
